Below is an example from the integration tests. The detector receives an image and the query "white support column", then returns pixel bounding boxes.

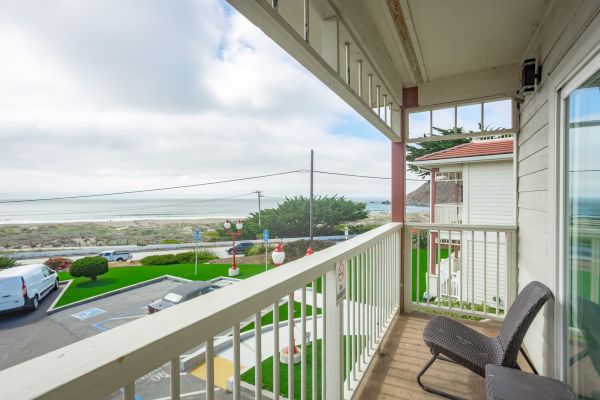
[344,42,350,85]
[322,16,339,73]
[325,265,343,400]
[357,60,363,98]
[383,94,388,124]
[368,74,373,108]
[376,85,381,118]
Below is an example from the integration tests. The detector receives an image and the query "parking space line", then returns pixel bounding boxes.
[109,315,148,321]
[152,389,209,400]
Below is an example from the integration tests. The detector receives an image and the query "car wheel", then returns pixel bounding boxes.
[32,295,39,311]
[117,258,124,262]
[53,279,59,291]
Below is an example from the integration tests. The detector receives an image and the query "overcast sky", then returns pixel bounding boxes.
[0,0,428,201]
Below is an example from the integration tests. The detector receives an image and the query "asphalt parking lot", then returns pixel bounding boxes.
[0,280,230,400]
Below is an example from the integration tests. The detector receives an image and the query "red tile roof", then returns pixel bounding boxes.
[415,139,514,162]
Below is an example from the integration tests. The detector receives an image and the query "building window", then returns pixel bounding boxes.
[565,68,600,397]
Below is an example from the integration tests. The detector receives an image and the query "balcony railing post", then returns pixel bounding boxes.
[403,226,413,312]
[170,358,180,400]
[325,264,343,400]
[123,382,135,400]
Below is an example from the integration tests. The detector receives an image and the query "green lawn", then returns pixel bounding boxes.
[55,263,265,307]
[411,248,449,302]
[241,302,321,333]
[240,336,363,400]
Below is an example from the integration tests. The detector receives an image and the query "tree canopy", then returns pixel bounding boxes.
[406,127,470,177]
[224,195,368,239]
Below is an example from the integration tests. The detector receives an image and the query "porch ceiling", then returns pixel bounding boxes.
[362,0,546,86]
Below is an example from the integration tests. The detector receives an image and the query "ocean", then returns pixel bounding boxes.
[0,198,429,225]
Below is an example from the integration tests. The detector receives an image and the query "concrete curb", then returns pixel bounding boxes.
[46,275,191,315]
[46,279,74,311]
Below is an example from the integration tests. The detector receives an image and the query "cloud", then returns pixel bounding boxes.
[0,0,395,201]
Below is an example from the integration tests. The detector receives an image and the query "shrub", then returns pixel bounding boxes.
[70,256,109,281]
[281,240,336,263]
[244,244,276,256]
[0,256,17,269]
[139,254,178,265]
[44,257,73,271]
[140,250,218,265]
[172,250,218,264]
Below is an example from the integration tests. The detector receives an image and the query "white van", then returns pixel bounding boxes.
[0,264,59,313]
[97,250,133,262]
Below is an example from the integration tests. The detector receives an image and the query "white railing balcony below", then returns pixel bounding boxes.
[434,204,463,224]
[404,222,517,320]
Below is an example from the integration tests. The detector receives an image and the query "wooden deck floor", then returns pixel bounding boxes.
[354,312,505,400]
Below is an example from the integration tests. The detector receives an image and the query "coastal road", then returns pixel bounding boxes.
[16,246,230,265]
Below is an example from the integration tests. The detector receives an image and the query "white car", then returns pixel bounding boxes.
[0,264,59,313]
[97,250,133,262]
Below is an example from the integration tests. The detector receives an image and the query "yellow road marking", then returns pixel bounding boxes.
[190,356,245,390]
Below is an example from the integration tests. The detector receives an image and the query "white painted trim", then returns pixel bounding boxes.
[413,153,513,167]
[544,12,600,380]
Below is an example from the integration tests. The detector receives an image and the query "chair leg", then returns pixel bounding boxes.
[519,346,539,375]
[417,354,466,400]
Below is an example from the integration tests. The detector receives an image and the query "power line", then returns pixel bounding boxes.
[0,192,258,217]
[0,170,306,204]
[313,170,427,182]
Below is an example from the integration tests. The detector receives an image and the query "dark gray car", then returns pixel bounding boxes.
[148,281,217,313]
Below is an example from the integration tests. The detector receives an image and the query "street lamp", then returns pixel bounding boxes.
[224,219,243,277]
[271,242,285,266]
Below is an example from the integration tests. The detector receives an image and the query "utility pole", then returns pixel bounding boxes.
[309,149,314,240]
[256,190,263,227]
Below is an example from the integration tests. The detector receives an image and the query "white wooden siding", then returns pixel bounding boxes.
[465,161,514,225]
[517,0,600,376]
[461,233,508,310]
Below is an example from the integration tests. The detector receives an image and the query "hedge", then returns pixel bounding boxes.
[140,250,218,266]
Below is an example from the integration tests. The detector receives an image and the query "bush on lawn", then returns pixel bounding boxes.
[139,254,177,265]
[44,256,73,271]
[140,250,218,266]
[0,256,17,269]
[281,239,336,263]
[173,250,218,264]
[70,256,109,281]
[244,244,276,256]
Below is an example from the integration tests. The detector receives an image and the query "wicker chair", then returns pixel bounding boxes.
[417,281,553,400]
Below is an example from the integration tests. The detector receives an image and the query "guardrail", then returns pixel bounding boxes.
[0,222,402,400]
[434,204,463,224]
[404,223,517,320]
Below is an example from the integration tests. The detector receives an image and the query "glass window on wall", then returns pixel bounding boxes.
[565,69,600,397]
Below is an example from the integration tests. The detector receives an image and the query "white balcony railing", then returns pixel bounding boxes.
[434,204,463,224]
[0,223,402,400]
[405,223,518,320]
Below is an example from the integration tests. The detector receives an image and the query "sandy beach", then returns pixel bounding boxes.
[0,211,429,251]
